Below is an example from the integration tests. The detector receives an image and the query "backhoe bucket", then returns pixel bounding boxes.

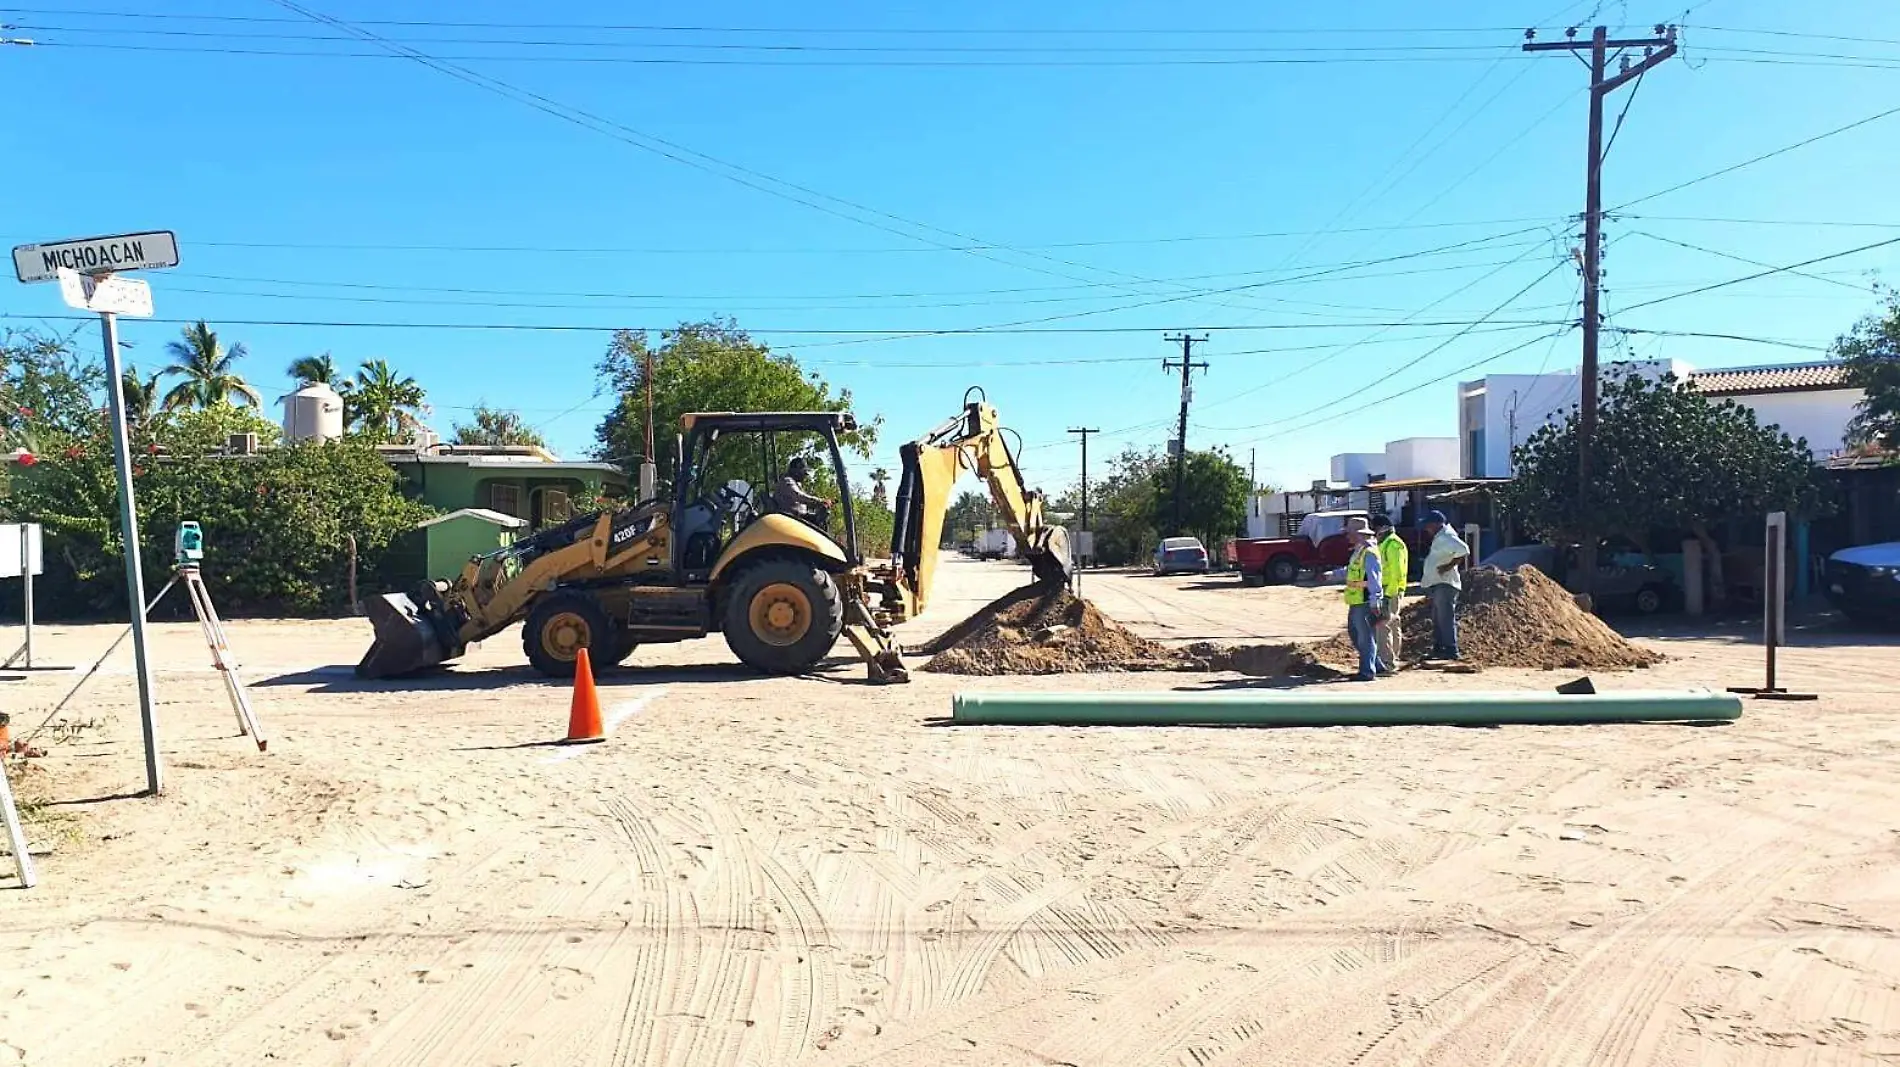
[1027,526,1072,587]
[357,591,455,679]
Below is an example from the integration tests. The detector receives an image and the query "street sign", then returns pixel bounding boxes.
[57,267,153,317]
[12,230,179,283]
[0,523,42,579]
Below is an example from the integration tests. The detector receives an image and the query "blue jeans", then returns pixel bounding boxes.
[1347,603,1379,679]
[1429,584,1460,658]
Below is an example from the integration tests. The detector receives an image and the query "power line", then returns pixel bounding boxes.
[256,2,1517,332]
[21,39,1537,65]
[1228,326,1574,444]
[9,23,1541,54]
[1192,240,1568,414]
[1629,231,1882,292]
[1615,235,1900,314]
[1203,257,1575,436]
[0,312,1579,335]
[0,10,1558,34]
[0,216,1569,256]
[1611,102,1900,211]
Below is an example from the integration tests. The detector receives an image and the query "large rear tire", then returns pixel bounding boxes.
[523,591,612,678]
[722,559,844,676]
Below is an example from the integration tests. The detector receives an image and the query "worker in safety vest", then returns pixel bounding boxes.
[1341,516,1385,682]
[1371,514,1409,675]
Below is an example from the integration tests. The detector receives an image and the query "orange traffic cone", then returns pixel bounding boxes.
[561,647,606,744]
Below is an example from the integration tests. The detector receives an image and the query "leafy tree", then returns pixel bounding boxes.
[1504,371,1829,608]
[119,366,166,431]
[288,352,341,387]
[1833,289,1900,454]
[1149,448,1250,554]
[347,359,428,444]
[3,433,428,617]
[1086,448,1165,566]
[593,320,878,494]
[161,321,261,411]
[2,329,105,447]
[833,494,894,559]
[451,404,546,449]
[940,489,995,547]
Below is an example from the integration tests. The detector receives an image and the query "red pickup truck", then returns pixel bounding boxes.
[1228,510,1428,585]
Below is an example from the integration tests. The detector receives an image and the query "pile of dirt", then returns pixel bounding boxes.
[919,585,1187,675]
[1310,566,1665,671]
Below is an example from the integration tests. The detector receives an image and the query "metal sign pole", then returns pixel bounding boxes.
[1729,511,1816,702]
[96,307,164,793]
[17,523,28,668]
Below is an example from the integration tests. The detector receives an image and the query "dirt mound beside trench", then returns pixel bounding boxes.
[919,585,1187,675]
[919,585,1333,678]
[1310,565,1664,671]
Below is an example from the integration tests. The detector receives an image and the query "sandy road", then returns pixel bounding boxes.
[2,558,1899,1065]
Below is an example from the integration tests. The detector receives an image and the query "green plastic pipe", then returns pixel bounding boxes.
[951,688,1743,727]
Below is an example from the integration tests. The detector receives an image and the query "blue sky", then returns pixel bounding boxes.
[4,0,1899,496]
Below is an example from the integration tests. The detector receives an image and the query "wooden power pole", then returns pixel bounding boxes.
[1524,23,1676,603]
[1162,334,1209,537]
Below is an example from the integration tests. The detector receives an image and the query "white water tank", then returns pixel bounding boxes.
[282,382,345,444]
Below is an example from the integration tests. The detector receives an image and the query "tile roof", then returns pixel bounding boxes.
[1690,361,1850,396]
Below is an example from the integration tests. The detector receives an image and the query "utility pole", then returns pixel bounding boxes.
[1067,426,1096,593]
[1161,334,1209,537]
[1524,23,1676,605]
[639,340,658,502]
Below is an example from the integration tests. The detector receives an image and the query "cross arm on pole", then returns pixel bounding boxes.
[1599,43,1678,93]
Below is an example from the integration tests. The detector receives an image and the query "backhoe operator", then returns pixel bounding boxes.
[773,457,832,522]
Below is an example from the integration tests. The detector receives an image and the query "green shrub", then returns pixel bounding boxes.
[2,435,431,619]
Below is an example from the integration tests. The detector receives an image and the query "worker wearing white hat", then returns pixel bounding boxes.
[1340,516,1385,682]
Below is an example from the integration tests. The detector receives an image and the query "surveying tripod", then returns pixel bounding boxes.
[46,557,268,754]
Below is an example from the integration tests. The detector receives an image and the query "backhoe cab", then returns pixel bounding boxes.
[357,395,1069,684]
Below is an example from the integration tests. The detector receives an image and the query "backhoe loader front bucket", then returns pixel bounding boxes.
[1026,526,1072,587]
[357,589,458,679]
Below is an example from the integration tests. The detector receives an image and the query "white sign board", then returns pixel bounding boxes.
[0,523,43,579]
[13,230,179,283]
[58,267,153,317]
[1070,530,1094,562]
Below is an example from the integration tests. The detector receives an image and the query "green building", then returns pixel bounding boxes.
[379,444,630,582]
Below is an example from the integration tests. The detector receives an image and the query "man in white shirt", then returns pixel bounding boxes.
[1418,511,1469,660]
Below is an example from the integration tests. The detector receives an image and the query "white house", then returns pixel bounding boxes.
[1457,358,1861,478]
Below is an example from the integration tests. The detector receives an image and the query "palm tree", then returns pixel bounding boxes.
[161,321,261,411]
[870,467,891,508]
[287,352,340,387]
[348,359,428,443]
[119,366,165,429]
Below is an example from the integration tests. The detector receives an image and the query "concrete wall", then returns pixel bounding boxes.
[1724,389,1864,459]
[1384,437,1460,480]
[1330,452,1385,485]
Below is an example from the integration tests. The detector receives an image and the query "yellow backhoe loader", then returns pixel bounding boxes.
[356,390,1068,683]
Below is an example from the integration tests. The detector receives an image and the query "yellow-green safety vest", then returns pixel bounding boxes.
[1344,546,1371,605]
[1378,532,1409,598]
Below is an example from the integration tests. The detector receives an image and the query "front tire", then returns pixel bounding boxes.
[1633,585,1665,615]
[523,591,612,678]
[722,559,844,675]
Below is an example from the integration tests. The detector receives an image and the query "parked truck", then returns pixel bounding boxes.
[974,527,1016,560]
[1227,509,1427,585]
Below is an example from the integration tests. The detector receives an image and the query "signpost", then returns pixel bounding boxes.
[12,230,176,794]
[2,522,62,672]
[12,231,178,284]
[1728,511,1817,702]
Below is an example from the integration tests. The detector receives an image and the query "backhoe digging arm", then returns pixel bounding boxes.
[881,394,1070,623]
